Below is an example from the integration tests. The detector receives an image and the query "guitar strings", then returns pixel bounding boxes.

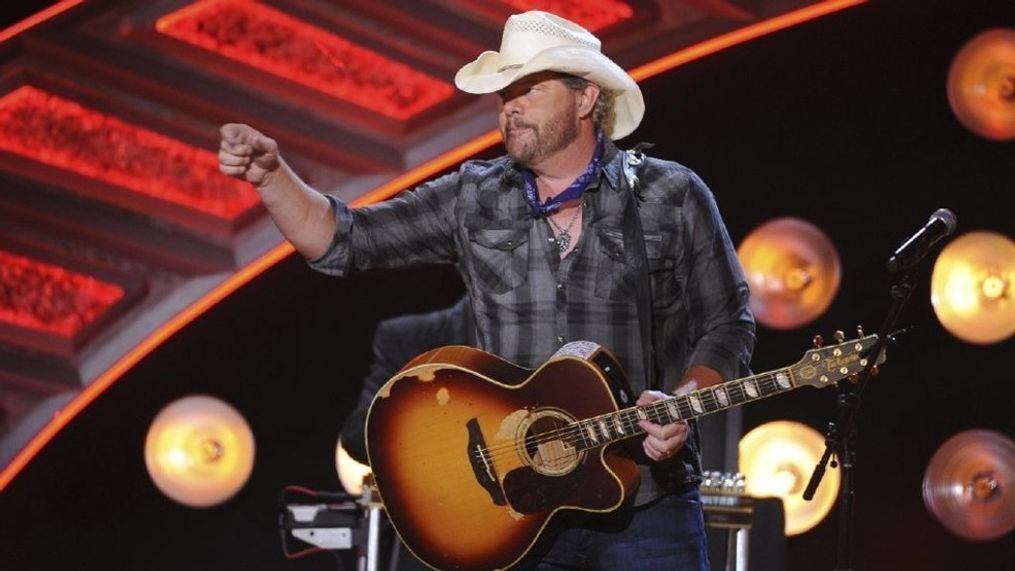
[474,370,789,463]
[472,370,792,465]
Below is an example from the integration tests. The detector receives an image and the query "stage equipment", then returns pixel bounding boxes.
[923,429,1015,541]
[803,218,944,568]
[702,471,751,571]
[947,28,1015,141]
[737,218,841,330]
[931,230,1014,344]
[701,471,788,571]
[886,208,956,273]
[144,394,254,507]
[738,420,839,536]
[279,484,385,571]
[335,436,371,495]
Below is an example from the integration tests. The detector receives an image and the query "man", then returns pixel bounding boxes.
[220,10,754,569]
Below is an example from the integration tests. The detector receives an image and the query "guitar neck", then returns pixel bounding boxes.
[571,367,798,451]
[569,333,883,451]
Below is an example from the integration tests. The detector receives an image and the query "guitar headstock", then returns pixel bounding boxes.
[791,329,886,388]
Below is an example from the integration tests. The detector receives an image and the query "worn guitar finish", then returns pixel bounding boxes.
[366,337,884,570]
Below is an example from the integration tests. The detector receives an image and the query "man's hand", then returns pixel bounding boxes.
[637,387,693,462]
[218,123,280,186]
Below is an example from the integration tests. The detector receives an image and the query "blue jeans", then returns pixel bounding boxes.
[516,486,710,570]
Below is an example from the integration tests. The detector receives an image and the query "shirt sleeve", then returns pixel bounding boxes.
[307,171,463,276]
[681,171,756,381]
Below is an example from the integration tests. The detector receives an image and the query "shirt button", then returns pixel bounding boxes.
[556,335,565,344]
[556,282,563,290]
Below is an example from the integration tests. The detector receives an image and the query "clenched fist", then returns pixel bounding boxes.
[218,123,280,186]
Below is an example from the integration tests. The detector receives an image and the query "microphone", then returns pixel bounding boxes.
[886,208,957,273]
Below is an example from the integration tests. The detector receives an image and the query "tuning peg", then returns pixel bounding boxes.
[813,334,824,348]
[856,325,865,338]
[833,330,845,343]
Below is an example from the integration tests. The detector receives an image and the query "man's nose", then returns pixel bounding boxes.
[501,97,522,116]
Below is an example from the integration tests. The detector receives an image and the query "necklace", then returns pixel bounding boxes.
[547,205,581,253]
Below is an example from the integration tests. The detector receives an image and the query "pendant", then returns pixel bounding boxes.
[555,231,571,253]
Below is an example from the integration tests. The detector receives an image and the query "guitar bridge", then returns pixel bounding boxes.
[466,418,506,506]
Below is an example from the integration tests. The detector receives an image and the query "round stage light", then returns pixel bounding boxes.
[923,429,1014,541]
[737,218,841,330]
[947,28,1015,141]
[931,230,1014,345]
[739,420,839,536]
[144,395,255,507]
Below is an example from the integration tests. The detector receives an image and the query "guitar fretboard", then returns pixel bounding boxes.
[569,368,796,451]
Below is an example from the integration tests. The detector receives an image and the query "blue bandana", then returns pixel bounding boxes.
[520,130,604,218]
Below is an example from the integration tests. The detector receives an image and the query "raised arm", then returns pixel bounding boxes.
[218,123,336,259]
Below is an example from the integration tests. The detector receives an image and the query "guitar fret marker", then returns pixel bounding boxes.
[714,387,729,407]
[688,395,703,414]
[613,417,625,435]
[666,401,680,420]
[776,372,791,389]
[598,420,611,440]
[585,423,598,444]
[744,380,759,398]
[636,408,648,421]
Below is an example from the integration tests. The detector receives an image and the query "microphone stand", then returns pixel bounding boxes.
[802,271,914,571]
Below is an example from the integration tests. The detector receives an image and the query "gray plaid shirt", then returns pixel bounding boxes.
[310,139,755,502]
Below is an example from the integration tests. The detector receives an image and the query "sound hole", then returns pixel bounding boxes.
[522,410,582,476]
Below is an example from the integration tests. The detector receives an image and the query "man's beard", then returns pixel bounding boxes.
[504,104,579,167]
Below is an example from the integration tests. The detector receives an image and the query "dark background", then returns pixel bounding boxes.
[1,1,1013,570]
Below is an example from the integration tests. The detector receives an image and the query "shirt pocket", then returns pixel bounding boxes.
[594,228,635,300]
[466,224,530,294]
[594,226,683,307]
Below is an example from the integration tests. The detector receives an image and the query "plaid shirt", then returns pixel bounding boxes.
[310,139,755,501]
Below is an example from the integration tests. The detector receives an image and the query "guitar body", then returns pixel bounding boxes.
[366,344,639,570]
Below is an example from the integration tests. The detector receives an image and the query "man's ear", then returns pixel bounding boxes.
[577,82,601,119]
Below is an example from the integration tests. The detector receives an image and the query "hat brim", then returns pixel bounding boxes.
[455,45,644,139]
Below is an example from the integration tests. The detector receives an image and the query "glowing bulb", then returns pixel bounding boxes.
[144,395,255,507]
[931,230,1014,344]
[739,420,839,535]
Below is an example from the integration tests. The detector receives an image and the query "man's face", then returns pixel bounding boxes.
[497,72,581,167]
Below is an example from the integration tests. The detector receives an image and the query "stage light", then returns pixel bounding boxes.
[931,230,1014,345]
[739,420,839,535]
[144,395,255,507]
[923,429,1014,541]
[946,28,1015,141]
[737,218,841,330]
[335,436,371,496]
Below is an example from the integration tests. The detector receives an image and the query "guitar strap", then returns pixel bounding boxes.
[621,143,659,392]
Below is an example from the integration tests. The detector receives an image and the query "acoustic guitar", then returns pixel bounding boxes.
[366,335,884,570]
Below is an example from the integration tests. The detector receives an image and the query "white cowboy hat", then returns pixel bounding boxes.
[454,11,644,140]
